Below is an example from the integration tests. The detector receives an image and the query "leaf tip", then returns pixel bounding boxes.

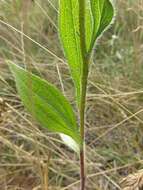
[6,60,18,74]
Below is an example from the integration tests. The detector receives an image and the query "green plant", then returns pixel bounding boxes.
[8,0,115,189]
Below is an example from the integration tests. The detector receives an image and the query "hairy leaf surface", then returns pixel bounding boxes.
[59,0,114,105]
[59,0,92,106]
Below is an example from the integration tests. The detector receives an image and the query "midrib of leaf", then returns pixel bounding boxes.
[18,77,79,134]
[35,103,80,144]
[33,100,78,137]
[17,80,81,144]
[11,63,79,133]
[71,1,81,63]
[100,0,105,12]
[85,0,93,51]
[59,0,83,106]
[71,0,82,105]
[33,81,78,131]
[88,0,101,53]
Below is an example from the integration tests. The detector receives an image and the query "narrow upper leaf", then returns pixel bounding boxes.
[8,62,81,152]
[59,0,114,105]
[59,0,92,106]
[59,0,81,106]
[89,0,114,52]
[85,0,93,51]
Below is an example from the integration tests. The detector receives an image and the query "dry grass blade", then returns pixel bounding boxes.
[120,170,143,190]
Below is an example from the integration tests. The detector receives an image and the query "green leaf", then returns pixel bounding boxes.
[89,0,114,51]
[59,0,81,106]
[59,0,92,106]
[85,0,93,51]
[59,0,114,105]
[8,61,81,153]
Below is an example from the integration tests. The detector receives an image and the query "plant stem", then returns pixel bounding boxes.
[79,59,88,190]
[78,0,89,190]
[80,149,85,190]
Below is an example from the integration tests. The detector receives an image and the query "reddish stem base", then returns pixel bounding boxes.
[80,150,85,190]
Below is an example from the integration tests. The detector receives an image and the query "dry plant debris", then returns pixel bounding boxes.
[120,170,143,190]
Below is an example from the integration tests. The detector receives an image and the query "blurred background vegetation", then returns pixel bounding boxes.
[0,0,143,189]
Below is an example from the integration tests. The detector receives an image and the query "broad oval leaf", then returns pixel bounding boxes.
[8,62,81,153]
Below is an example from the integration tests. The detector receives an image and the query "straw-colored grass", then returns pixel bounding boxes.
[121,170,143,190]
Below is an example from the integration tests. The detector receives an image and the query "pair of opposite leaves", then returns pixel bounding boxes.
[9,0,114,153]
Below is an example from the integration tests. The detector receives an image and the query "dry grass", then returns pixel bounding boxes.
[120,170,143,190]
[0,0,143,189]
